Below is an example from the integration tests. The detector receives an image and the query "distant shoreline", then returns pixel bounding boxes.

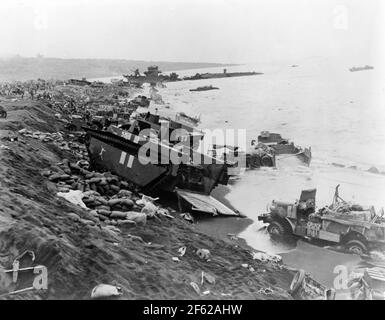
[0,56,237,82]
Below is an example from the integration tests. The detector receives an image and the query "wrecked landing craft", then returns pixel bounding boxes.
[257,131,312,165]
[83,114,239,217]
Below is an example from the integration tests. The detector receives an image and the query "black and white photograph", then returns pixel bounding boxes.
[0,0,384,306]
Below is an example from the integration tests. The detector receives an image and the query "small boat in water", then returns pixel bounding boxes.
[257,131,312,165]
[189,85,219,92]
[349,65,374,72]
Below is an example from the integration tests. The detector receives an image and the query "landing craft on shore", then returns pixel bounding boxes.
[83,112,240,217]
[256,131,312,165]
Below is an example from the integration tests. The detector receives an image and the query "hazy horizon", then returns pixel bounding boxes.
[0,0,384,66]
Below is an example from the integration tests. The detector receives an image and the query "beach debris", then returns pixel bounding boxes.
[138,195,159,218]
[196,249,211,261]
[172,257,180,262]
[136,194,158,206]
[91,284,122,299]
[39,159,161,227]
[202,290,210,296]
[180,212,194,223]
[178,246,186,257]
[220,293,232,297]
[289,269,306,295]
[190,282,200,295]
[156,208,175,219]
[240,263,254,271]
[125,211,147,226]
[257,287,274,295]
[57,190,87,209]
[201,271,215,285]
[227,233,238,241]
[126,234,145,242]
[251,251,282,263]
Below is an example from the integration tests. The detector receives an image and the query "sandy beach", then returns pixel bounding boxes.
[0,92,300,300]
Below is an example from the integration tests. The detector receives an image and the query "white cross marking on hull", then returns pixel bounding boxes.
[119,151,127,164]
[127,155,134,168]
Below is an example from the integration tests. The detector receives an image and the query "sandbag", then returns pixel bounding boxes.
[110,211,128,219]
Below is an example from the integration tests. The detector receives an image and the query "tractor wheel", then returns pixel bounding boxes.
[267,220,286,237]
[345,239,368,256]
[289,269,306,296]
[261,155,274,167]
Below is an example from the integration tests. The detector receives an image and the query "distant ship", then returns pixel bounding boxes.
[349,65,374,72]
[189,85,219,92]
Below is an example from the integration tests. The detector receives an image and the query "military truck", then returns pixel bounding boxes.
[258,185,385,255]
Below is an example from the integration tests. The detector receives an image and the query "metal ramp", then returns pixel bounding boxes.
[176,189,238,216]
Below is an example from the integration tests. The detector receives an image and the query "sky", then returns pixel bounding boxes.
[0,0,383,64]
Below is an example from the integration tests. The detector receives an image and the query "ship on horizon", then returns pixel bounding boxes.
[349,65,374,72]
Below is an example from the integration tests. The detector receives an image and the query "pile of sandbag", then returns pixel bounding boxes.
[43,159,172,226]
[18,128,64,143]
[18,128,88,159]
[42,159,134,195]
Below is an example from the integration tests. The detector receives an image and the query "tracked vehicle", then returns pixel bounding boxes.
[84,112,238,216]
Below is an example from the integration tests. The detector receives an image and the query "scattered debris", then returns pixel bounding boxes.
[57,190,87,209]
[190,282,200,295]
[180,212,194,223]
[196,249,211,261]
[257,287,274,295]
[91,284,122,299]
[201,271,215,285]
[251,251,282,263]
[227,233,238,241]
[178,246,186,257]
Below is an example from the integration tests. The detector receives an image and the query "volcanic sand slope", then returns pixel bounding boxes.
[0,99,294,299]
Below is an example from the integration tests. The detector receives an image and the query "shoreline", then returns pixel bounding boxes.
[0,93,299,300]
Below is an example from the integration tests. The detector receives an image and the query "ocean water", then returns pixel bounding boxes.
[97,60,385,287]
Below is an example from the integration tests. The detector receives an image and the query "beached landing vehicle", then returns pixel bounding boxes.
[256,131,312,165]
[209,143,275,171]
[258,185,385,255]
[189,85,219,92]
[83,112,239,217]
